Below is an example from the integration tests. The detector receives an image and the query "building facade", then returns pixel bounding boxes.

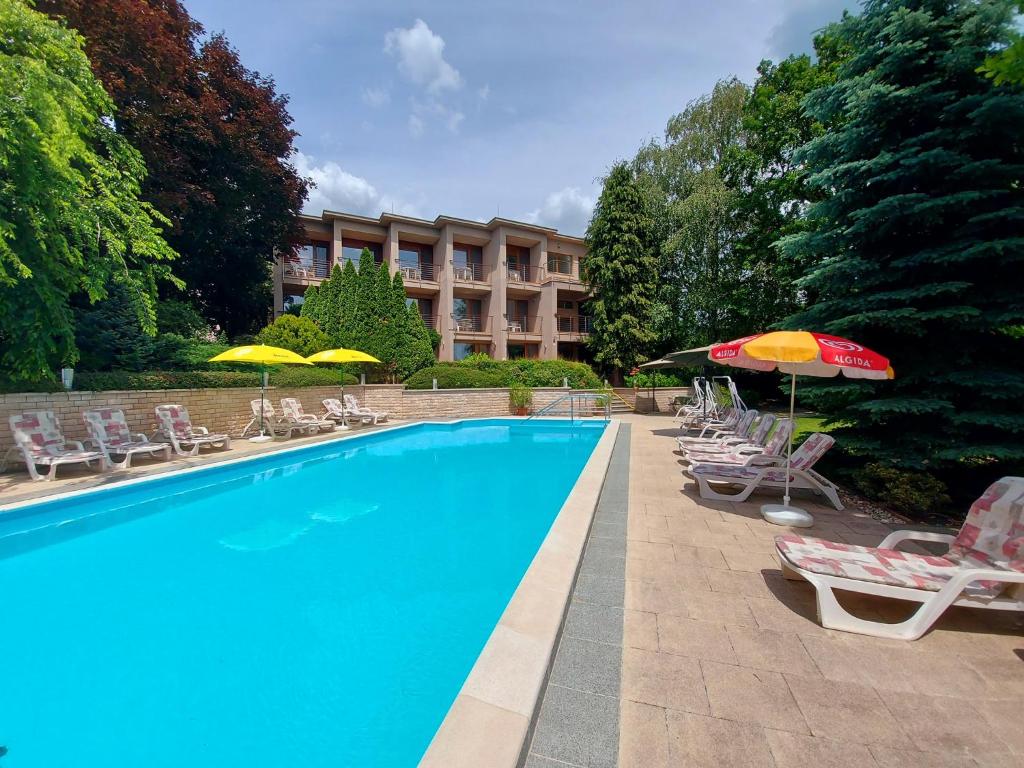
[273,210,592,362]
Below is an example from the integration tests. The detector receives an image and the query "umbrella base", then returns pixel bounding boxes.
[761,504,814,528]
[249,434,274,444]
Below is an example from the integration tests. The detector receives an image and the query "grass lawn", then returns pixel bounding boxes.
[793,415,833,442]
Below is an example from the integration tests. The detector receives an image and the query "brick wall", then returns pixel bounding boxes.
[0,385,623,453]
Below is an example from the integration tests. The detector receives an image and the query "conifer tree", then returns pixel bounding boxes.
[582,162,659,381]
[779,0,1024,480]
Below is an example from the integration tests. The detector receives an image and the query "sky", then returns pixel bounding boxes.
[185,0,854,237]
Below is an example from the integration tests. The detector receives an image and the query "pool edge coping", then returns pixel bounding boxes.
[0,416,602,515]
[418,418,622,768]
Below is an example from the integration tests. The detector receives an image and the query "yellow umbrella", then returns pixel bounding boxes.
[304,348,381,364]
[208,345,312,442]
[304,348,381,430]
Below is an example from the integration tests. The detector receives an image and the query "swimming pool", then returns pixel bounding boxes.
[0,418,606,767]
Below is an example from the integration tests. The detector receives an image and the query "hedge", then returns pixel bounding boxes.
[404,359,603,390]
[70,368,358,391]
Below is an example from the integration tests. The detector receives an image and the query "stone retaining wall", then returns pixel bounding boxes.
[0,385,639,454]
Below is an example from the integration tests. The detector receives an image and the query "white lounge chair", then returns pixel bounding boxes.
[689,432,842,510]
[154,404,231,457]
[4,410,108,481]
[343,394,388,424]
[280,398,336,432]
[683,419,792,466]
[683,413,779,456]
[776,476,1024,641]
[83,408,170,469]
[321,398,350,426]
[245,399,316,440]
[678,409,759,449]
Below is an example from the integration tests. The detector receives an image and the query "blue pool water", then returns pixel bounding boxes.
[0,419,605,767]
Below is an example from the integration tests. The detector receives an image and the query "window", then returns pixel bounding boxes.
[283,293,305,313]
[289,241,329,278]
[453,297,481,319]
[506,343,538,359]
[453,243,484,280]
[506,244,530,268]
[557,299,575,311]
[548,253,571,274]
[341,238,383,267]
[399,241,435,280]
[454,343,486,360]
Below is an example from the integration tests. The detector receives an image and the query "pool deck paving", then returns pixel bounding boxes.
[616,413,1024,768]
[0,419,408,507]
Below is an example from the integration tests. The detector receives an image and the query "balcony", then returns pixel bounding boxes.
[282,257,330,282]
[453,262,487,283]
[419,313,439,331]
[556,315,593,336]
[506,264,542,284]
[507,315,542,337]
[400,262,438,282]
[453,315,490,335]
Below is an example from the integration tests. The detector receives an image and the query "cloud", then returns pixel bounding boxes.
[524,187,596,237]
[361,86,390,108]
[408,99,464,136]
[384,19,462,94]
[294,152,420,218]
[408,114,424,137]
[477,84,490,101]
[766,0,853,59]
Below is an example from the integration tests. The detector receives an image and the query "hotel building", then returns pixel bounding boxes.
[273,210,592,362]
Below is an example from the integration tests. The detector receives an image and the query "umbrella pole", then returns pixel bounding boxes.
[784,372,796,507]
[260,366,266,437]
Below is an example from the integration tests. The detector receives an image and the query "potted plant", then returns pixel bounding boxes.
[509,384,533,416]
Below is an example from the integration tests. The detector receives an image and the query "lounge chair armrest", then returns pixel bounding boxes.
[194,426,210,435]
[942,567,1024,595]
[132,432,149,442]
[878,530,956,550]
[744,454,783,466]
[66,440,87,451]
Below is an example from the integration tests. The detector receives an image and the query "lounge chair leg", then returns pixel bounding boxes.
[809,578,951,641]
[780,561,803,581]
[695,474,756,503]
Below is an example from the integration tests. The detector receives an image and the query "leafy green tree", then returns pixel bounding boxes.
[0,0,178,382]
[156,298,211,338]
[780,0,1024,482]
[979,1,1024,84]
[38,0,309,336]
[582,162,660,381]
[255,314,329,358]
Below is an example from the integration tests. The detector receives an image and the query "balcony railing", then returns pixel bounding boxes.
[556,316,594,334]
[506,263,541,284]
[283,258,330,280]
[453,315,489,333]
[419,313,439,331]
[400,262,437,281]
[452,262,487,282]
[507,315,541,334]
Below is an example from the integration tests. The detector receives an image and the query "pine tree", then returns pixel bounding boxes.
[779,0,1024,482]
[582,162,660,381]
[337,258,359,348]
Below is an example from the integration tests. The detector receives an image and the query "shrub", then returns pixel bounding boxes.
[509,383,533,410]
[255,315,330,358]
[404,365,507,390]
[853,463,953,518]
[625,371,690,388]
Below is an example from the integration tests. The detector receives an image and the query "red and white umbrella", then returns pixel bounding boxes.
[708,331,892,526]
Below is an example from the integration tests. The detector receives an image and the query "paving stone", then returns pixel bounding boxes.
[766,730,879,768]
[657,615,738,664]
[563,601,623,646]
[622,646,710,715]
[550,635,621,697]
[784,673,910,747]
[666,710,774,768]
[619,699,669,768]
[530,684,619,768]
[725,624,821,677]
[701,660,809,733]
[573,572,626,607]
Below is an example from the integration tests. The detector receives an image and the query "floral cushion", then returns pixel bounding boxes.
[692,463,793,483]
[10,411,66,459]
[157,405,196,439]
[776,534,959,591]
[84,408,132,447]
[748,414,776,446]
[946,477,1024,595]
[764,420,793,456]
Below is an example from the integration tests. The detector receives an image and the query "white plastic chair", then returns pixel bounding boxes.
[4,411,108,481]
